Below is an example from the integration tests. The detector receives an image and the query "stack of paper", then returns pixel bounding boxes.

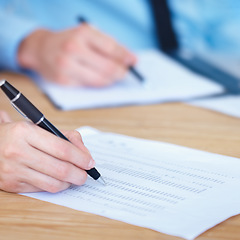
[188,94,240,118]
[23,127,240,240]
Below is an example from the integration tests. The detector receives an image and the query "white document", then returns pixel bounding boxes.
[22,127,240,240]
[188,94,240,118]
[34,49,223,110]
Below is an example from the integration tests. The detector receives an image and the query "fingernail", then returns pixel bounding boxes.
[125,54,137,65]
[125,57,133,65]
[88,158,95,168]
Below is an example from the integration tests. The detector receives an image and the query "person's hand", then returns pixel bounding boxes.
[0,121,95,193]
[17,24,137,87]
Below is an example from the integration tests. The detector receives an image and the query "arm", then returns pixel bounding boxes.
[17,24,137,87]
[0,7,136,86]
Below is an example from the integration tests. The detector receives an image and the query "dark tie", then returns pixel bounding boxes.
[149,0,178,52]
[149,0,240,93]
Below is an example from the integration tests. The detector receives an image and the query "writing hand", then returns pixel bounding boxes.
[18,25,137,87]
[0,121,94,193]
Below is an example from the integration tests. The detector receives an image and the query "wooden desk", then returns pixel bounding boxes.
[0,72,240,240]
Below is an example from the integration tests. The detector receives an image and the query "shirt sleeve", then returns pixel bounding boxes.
[0,10,40,71]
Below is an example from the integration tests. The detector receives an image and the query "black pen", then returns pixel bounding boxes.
[0,80,106,185]
[78,16,145,83]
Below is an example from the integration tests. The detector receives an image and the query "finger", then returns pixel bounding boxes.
[85,26,136,65]
[0,169,41,193]
[67,58,116,87]
[23,146,88,186]
[62,130,90,153]
[77,47,127,81]
[59,29,129,86]
[53,51,114,87]
[0,111,12,123]
[26,125,95,170]
[62,130,83,144]
[13,182,42,193]
[0,181,42,193]
[21,167,71,193]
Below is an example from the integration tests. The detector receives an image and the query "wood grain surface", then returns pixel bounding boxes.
[0,72,239,240]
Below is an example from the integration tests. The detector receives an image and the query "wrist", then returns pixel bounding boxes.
[17,29,52,70]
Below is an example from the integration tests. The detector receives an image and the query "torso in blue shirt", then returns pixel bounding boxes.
[0,0,239,71]
[2,0,158,51]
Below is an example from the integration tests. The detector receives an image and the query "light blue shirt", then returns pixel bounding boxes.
[0,0,239,73]
[169,0,240,56]
[0,0,158,71]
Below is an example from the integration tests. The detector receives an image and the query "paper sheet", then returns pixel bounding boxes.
[188,94,240,118]
[34,49,223,110]
[22,127,240,240]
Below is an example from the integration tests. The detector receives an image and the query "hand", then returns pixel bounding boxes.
[18,24,137,87]
[0,121,95,193]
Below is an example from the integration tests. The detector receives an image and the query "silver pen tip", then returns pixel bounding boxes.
[0,79,6,87]
[97,176,107,185]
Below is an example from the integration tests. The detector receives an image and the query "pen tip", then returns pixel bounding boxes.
[97,176,107,185]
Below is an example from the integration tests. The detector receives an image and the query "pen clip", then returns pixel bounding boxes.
[11,102,28,119]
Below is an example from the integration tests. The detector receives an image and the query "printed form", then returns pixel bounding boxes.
[23,127,240,240]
